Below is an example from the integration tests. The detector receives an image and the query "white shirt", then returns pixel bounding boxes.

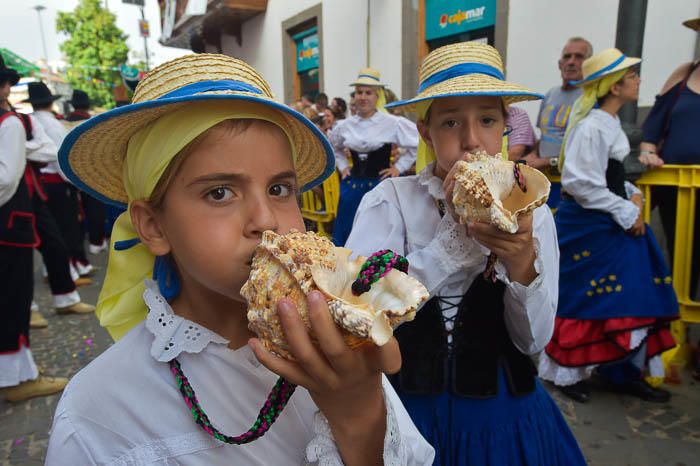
[25,113,59,164]
[561,109,641,229]
[329,112,418,174]
[345,165,559,355]
[46,281,434,466]
[31,110,66,177]
[0,114,27,207]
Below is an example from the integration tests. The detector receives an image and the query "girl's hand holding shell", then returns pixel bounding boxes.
[249,292,399,465]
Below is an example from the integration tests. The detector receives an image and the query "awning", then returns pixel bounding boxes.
[0,48,40,76]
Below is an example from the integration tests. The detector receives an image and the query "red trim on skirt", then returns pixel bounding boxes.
[545,316,677,367]
[0,334,29,355]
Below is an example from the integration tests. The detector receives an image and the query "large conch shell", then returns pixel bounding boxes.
[452,151,550,233]
[241,230,429,359]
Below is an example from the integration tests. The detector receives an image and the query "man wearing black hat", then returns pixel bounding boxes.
[0,56,68,401]
[65,90,107,254]
[25,82,96,278]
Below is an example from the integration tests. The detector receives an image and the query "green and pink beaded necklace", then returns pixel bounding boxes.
[170,249,409,444]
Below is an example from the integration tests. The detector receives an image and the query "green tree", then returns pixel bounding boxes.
[57,0,129,109]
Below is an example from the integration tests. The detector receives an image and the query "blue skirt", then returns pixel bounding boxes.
[398,368,585,466]
[555,199,678,321]
[546,182,562,209]
[332,177,380,246]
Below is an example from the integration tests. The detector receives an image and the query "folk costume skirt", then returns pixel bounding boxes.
[332,176,380,246]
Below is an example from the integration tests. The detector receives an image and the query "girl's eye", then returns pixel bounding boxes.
[206,186,233,202]
[481,117,496,126]
[442,119,459,128]
[269,183,295,197]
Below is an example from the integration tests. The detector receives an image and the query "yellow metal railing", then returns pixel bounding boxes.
[545,165,700,378]
[635,165,700,379]
[301,171,340,238]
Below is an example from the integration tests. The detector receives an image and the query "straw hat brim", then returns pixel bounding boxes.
[59,92,335,208]
[571,57,642,87]
[684,18,700,31]
[349,79,386,88]
[385,74,543,112]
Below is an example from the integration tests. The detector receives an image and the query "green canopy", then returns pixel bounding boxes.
[0,48,40,77]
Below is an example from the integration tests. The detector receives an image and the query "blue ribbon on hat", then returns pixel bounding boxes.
[569,54,627,86]
[159,80,263,100]
[358,74,381,82]
[418,63,505,93]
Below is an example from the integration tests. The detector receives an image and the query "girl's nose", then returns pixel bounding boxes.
[245,196,278,237]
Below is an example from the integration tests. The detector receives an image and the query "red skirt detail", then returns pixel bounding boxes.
[545,317,677,367]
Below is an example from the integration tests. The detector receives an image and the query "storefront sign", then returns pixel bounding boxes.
[293,27,319,73]
[425,0,496,41]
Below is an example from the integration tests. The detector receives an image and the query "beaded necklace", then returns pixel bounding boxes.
[171,249,409,445]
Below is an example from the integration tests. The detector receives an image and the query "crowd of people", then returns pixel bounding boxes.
[0,15,698,466]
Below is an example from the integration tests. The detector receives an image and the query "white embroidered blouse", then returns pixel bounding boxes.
[45,281,434,465]
[344,164,559,355]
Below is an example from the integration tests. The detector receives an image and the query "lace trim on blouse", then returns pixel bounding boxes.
[416,162,444,200]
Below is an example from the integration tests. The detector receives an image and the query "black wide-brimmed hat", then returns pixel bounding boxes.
[0,55,20,86]
[23,82,62,106]
[70,89,90,109]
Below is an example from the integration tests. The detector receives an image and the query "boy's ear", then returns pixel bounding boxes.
[129,200,171,257]
[416,120,434,150]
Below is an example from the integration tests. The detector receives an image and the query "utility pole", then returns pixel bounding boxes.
[33,5,49,65]
[615,0,648,125]
[140,6,150,71]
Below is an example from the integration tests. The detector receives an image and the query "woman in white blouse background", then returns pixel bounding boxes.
[346,42,585,466]
[328,68,418,246]
[539,49,679,404]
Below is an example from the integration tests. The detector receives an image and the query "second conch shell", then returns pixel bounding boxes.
[452,151,550,233]
[241,230,429,359]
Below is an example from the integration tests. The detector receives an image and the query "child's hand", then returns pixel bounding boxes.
[468,213,538,286]
[250,291,399,466]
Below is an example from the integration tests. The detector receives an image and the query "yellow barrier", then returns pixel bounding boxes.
[545,165,699,379]
[635,165,700,380]
[301,171,340,238]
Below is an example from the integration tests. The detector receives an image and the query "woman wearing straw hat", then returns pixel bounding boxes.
[329,68,419,246]
[346,42,584,466]
[538,48,679,404]
[45,54,434,465]
[639,17,700,304]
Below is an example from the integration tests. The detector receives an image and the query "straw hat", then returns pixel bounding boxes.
[386,42,542,111]
[570,48,641,86]
[349,68,386,87]
[684,17,700,31]
[59,54,335,207]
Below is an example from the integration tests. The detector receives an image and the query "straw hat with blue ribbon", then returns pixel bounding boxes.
[349,67,386,88]
[385,42,543,171]
[569,47,641,87]
[58,53,335,341]
[60,53,334,208]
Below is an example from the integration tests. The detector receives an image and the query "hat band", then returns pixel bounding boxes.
[577,54,627,84]
[159,80,263,100]
[418,63,505,93]
[357,74,381,82]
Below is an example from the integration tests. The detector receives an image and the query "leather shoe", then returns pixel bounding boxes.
[30,310,49,328]
[56,302,95,314]
[617,379,671,403]
[74,277,93,287]
[2,375,68,402]
[557,381,590,403]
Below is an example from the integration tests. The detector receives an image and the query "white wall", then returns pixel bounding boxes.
[640,0,700,107]
[505,0,620,126]
[369,0,404,98]
[221,0,372,104]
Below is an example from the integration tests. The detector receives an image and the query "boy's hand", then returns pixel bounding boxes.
[468,214,538,286]
[250,291,398,466]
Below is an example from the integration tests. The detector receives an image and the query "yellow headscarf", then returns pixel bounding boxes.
[414,99,510,174]
[98,100,297,340]
[376,87,388,113]
[558,69,627,170]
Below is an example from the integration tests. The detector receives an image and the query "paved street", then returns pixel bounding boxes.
[2,248,699,465]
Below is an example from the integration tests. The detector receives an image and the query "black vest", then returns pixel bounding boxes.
[349,143,392,178]
[606,159,627,199]
[390,275,537,398]
[0,111,39,248]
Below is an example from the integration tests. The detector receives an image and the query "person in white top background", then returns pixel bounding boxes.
[46,54,433,465]
[328,68,418,246]
[0,56,69,402]
[538,48,679,404]
[346,42,585,466]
